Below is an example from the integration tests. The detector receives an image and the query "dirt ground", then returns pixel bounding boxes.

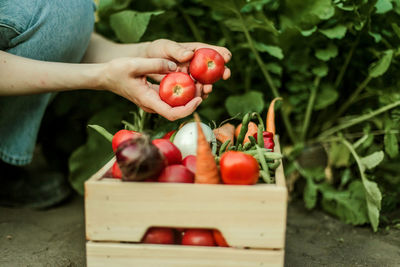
[1,194,399,267]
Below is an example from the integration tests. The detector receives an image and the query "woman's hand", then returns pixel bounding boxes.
[145,39,232,99]
[100,57,202,121]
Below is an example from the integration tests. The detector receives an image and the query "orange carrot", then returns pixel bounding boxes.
[266,97,282,136]
[213,123,235,148]
[234,121,258,144]
[194,113,220,184]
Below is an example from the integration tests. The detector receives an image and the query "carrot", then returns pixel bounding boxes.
[213,123,235,148]
[266,97,282,137]
[194,113,220,184]
[234,121,258,144]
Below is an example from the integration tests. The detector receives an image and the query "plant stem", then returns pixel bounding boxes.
[318,100,400,140]
[178,5,203,42]
[236,10,297,144]
[334,35,360,90]
[322,75,372,131]
[301,76,321,142]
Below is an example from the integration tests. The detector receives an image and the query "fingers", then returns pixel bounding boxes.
[147,74,165,83]
[144,92,203,121]
[149,39,194,63]
[223,67,231,80]
[132,58,177,76]
[182,42,232,63]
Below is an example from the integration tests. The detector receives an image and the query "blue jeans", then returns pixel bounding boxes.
[0,0,95,165]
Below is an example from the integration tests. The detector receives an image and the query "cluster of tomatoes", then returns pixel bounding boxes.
[142,227,229,247]
[159,48,225,107]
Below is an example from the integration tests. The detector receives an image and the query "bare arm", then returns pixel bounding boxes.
[82,32,149,63]
[0,50,103,95]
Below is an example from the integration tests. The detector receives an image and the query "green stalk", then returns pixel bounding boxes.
[325,76,372,131]
[334,35,360,90]
[301,76,320,142]
[178,5,203,42]
[236,11,296,144]
[318,100,400,140]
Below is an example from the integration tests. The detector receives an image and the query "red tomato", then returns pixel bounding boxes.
[181,229,216,246]
[112,129,140,153]
[159,72,196,107]
[162,130,176,140]
[220,151,259,185]
[182,155,196,174]
[142,227,176,245]
[152,139,182,165]
[212,230,229,247]
[111,161,122,179]
[158,164,194,183]
[252,131,275,151]
[189,48,225,84]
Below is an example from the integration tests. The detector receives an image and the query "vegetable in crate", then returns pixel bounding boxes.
[182,155,196,174]
[181,229,216,247]
[157,164,194,183]
[115,134,166,181]
[193,113,220,184]
[142,227,176,245]
[173,121,216,158]
[253,131,275,151]
[152,138,182,165]
[220,151,259,185]
[112,129,141,152]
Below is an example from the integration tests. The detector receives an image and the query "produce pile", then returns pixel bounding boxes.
[103,106,282,185]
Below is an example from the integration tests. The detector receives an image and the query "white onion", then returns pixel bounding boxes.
[173,122,216,158]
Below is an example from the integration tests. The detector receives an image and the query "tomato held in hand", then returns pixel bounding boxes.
[112,129,140,153]
[142,227,176,244]
[220,151,259,185]
[189,48,225,84]
[158,164,194,183]
[152,138,182,165]
[159,72,196,107]
[181,229,216,246]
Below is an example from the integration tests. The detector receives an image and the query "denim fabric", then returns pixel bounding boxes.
[0,0,95,165]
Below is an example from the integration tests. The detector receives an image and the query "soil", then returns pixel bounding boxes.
[1,194,399,267]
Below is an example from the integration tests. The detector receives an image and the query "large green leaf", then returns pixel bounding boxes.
[314,83,338,110]
[225,91,265,118]
[320,181,369,226]
[315,43,338,61]
[384,132,399,158]
[360,151,385,171]
[369,50,393,78]
[110,10,164,43]
[254,42,284,59]
[375,0,393,14]
[319,24,347,39]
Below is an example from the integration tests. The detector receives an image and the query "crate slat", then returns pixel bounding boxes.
[87,241,284,267]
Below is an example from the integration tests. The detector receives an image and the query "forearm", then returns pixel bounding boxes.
[82,32,150,63]
[0,51,104,96]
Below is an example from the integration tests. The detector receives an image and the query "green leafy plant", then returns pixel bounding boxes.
[65,0,400,231]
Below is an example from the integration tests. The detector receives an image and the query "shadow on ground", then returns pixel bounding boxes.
[1,194,399,266]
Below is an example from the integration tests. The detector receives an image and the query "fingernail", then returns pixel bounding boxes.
[168,61,177,71]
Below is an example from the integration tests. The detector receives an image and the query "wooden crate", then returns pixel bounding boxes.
[85,137,287,267]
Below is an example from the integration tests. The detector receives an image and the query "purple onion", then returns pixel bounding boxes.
[115,135,166,181]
